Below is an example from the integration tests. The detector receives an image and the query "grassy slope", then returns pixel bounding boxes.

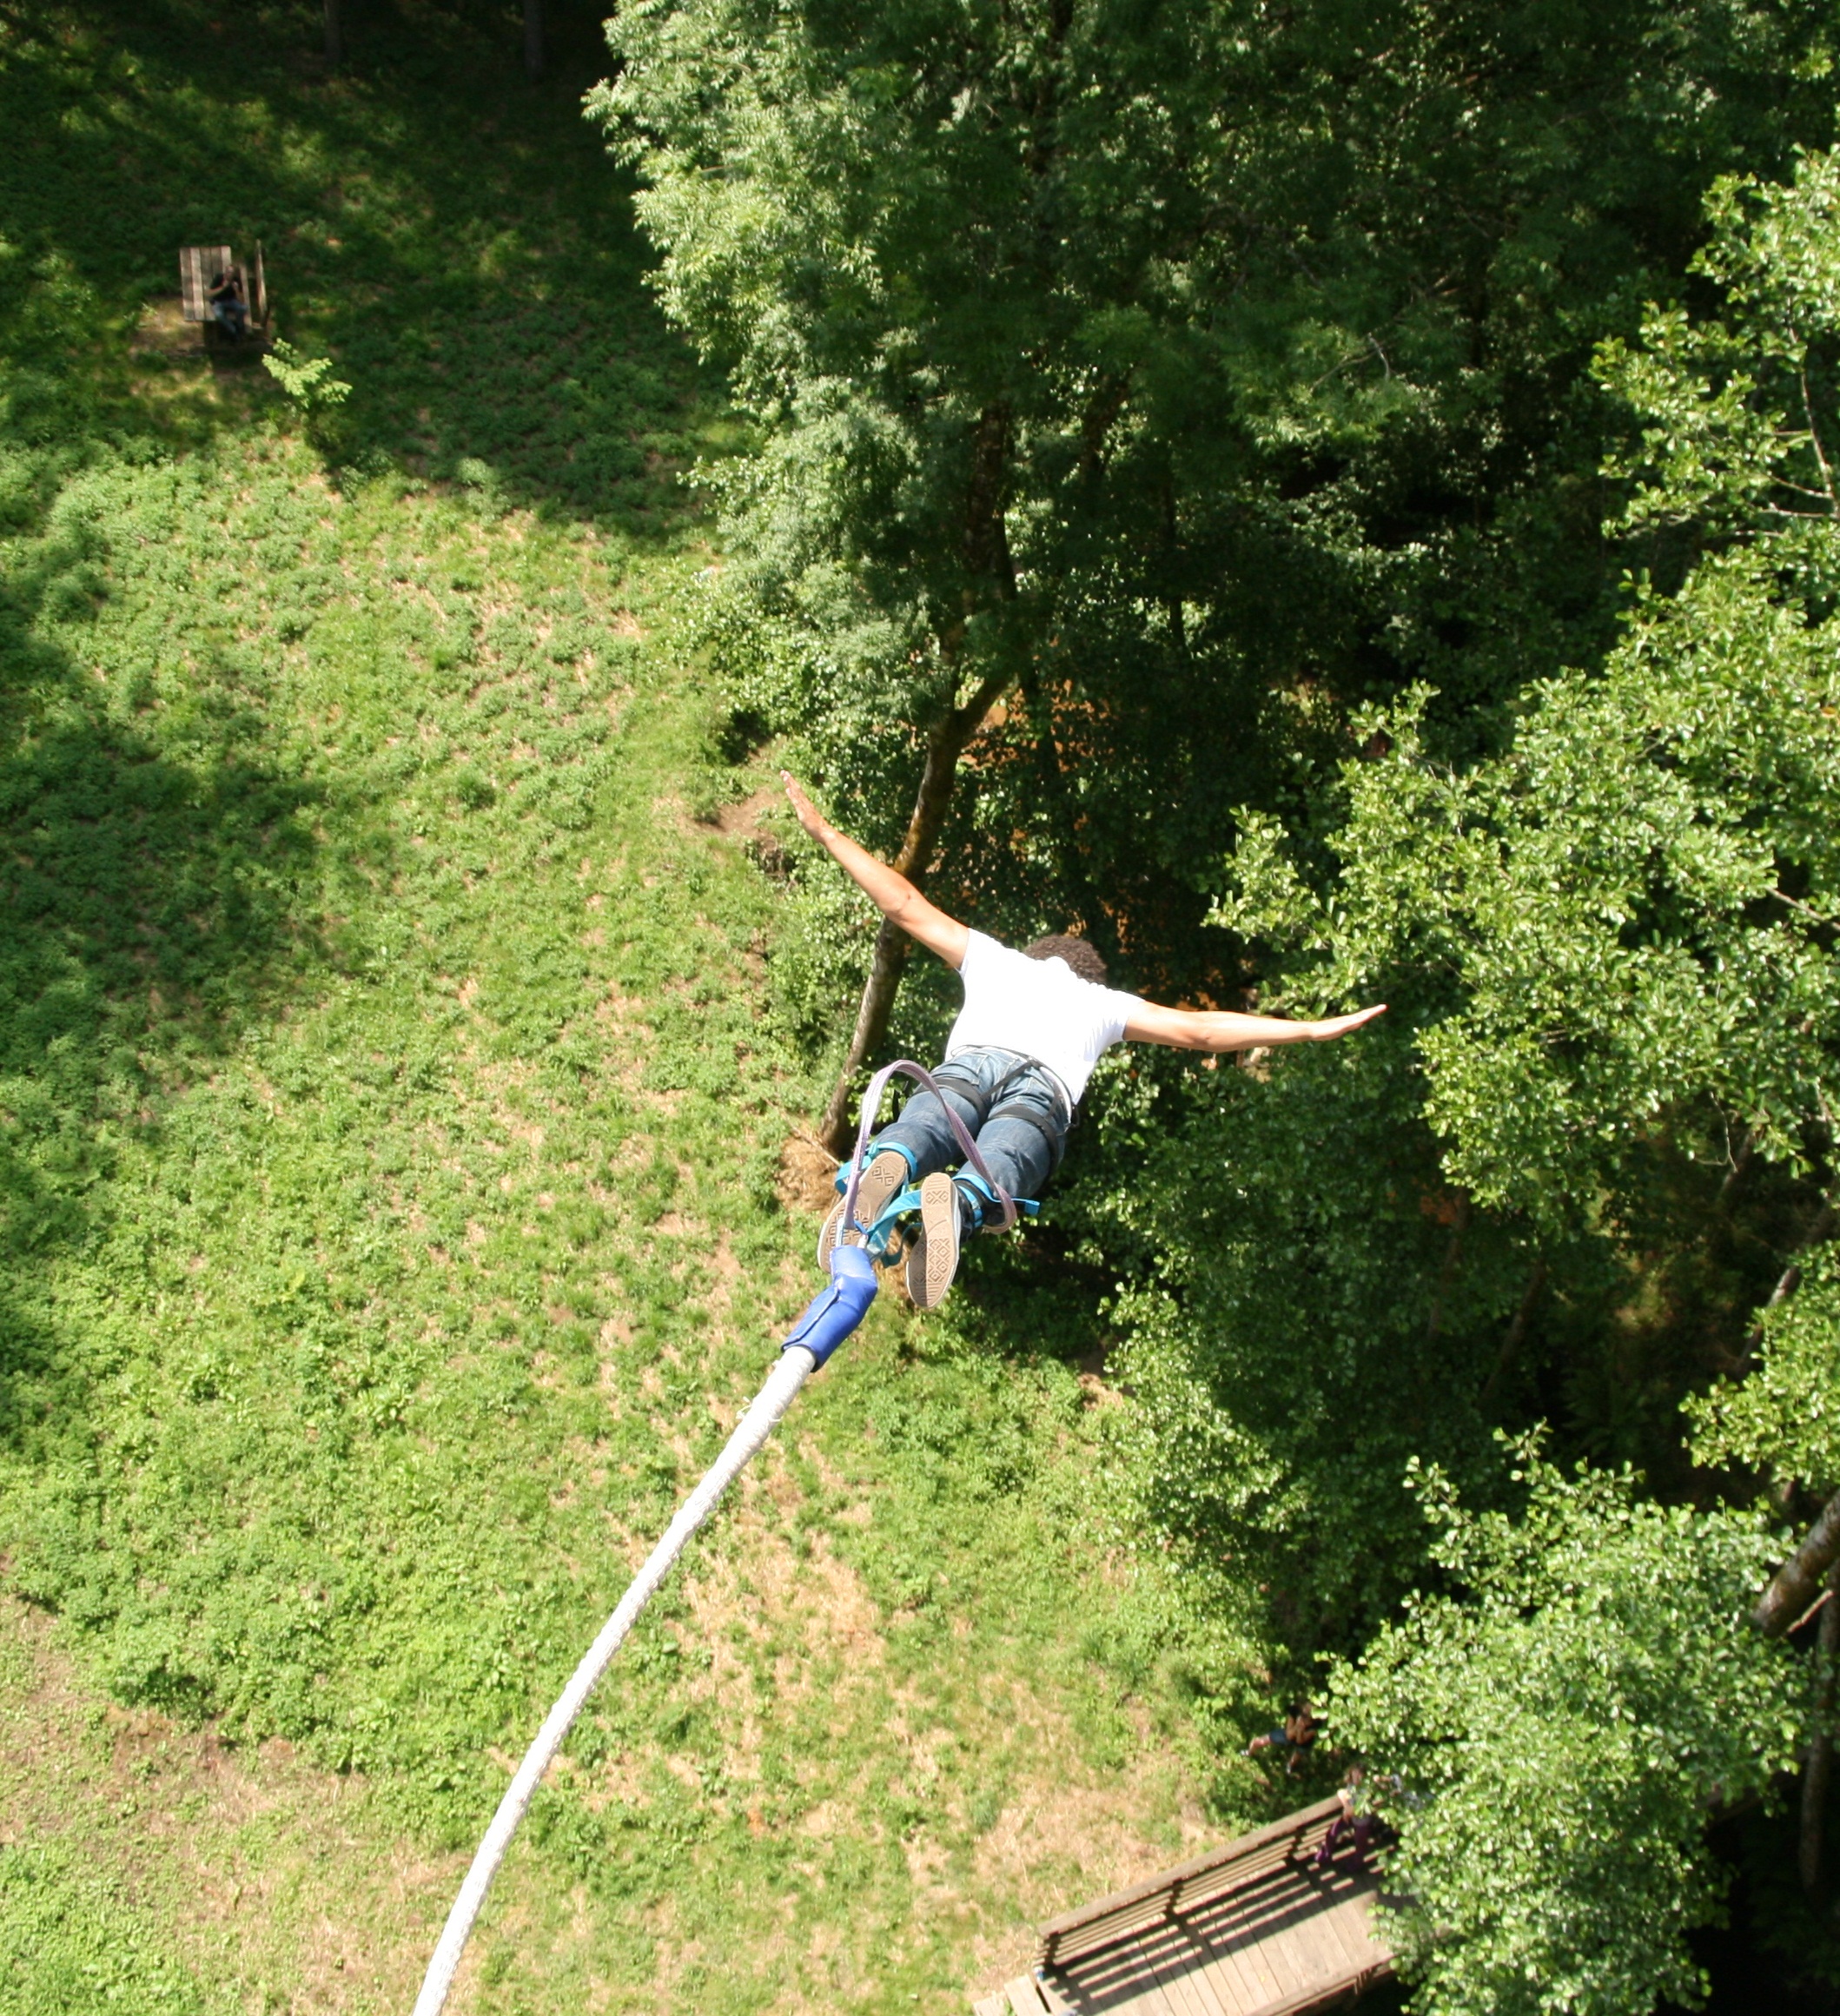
[0,5,1227,2010]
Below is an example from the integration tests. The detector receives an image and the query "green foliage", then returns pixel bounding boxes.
[1108,142,1840,2010]
[1066,1031,1525,1667]
[1691,1244,1840,1493]
[1597,142,1840,572]
[1325,1445,1806,2016]
[260,339,350,414]
[599,0,1838,1055]
[0,1841,220,2016]
[1217,559,1840,1228]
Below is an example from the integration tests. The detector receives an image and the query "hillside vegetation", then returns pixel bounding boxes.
[0,6,1228,2012]
[12,0,1840,2010]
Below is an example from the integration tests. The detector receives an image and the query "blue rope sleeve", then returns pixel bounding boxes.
[779,1244,878,1367]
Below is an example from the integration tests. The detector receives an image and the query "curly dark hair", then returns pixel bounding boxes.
[1023,933,1109,985]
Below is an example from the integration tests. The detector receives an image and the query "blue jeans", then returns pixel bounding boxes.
[869,1048,1072,1232]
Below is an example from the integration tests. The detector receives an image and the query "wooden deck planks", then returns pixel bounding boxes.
[1262,1875,1366,2004]
[979,1804,1397,2016]
[1190,1874,1310,2008]
[1188,1907,1279,2011]
[1186,1880,1279,2016]
[1029,1860,1388,2016]
[1136,1920,1235,2016]
[1304,1861,1389,1980]
[1053,1938,1182,2014]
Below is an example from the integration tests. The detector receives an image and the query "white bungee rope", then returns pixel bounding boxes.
[412,1061,1016,2013]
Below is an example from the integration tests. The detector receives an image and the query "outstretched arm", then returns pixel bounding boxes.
[781,772,970,969]
[1124,999,1387,1053]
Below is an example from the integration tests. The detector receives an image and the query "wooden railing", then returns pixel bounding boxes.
[1035,1796,1358,1973]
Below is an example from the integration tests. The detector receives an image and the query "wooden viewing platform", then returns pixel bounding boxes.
[972,1797,1396,2016]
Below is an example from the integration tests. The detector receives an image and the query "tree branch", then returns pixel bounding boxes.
[1790,322,1839,517]
[1479,1255,1546,1412]
[817,666,1010,1155]
[1737,1179,1840,1373]
[1076,373,1131,486]
[1755,1490,1840,1639]
[817,399,1020,1151]
[1801,1561,1840,1891]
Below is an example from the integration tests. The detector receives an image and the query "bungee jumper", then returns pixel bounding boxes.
[782,770,1387,1305]
[413,777,1385,2015]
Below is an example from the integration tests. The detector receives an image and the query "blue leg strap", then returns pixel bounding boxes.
[856,1172,1042,1255]
[864,1184,924,1260]
[857,1173,1042,1257]
[952,1168,1038,1233]
[833,1140,917,1197]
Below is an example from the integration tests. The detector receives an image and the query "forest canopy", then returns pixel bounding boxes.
[597,0,1840,2005]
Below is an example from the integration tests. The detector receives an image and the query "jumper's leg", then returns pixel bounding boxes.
[816,1148,909,1269]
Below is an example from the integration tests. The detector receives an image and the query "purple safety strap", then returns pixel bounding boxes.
[837,1058,1019,1242]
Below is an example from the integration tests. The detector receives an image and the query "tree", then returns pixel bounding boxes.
[1218,559,1840,1236]
[1092,137,1840,2007]
[1081,532,1840,1680]
[1322,1444,1807,2016]
[593,0,1837,1149]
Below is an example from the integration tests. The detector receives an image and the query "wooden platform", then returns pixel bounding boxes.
[178,243,269,336]
[972,1798,1394,2016]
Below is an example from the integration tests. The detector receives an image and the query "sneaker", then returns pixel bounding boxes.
[904,1171,963,1310]
[817,1149,908,1270]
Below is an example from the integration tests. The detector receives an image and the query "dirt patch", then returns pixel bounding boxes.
[0,1596,454,2014]
[129,298,204,360]
[716,783,783,837]
[778,1131,838,1214]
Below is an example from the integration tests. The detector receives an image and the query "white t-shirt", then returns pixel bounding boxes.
[944,932,1145,1106]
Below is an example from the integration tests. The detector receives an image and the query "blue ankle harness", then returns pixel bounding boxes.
[832,1059,1040,1263]
[838,1163,1040,1261]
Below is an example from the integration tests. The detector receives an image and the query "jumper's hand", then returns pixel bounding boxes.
[777,770,970,969]
[1303,1004,1388,1041]
[781,770,828,840]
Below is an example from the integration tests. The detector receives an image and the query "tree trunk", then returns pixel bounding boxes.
[817,401,1018,1156]
[817,665,1011,1157]
[1425,1193,1472,1345]
[1801,1563,1840,1891]
[1018,663,1114,964]
[524,0,545,79]
[323,0,342,65]
[1756,1488,1840,1638]
[1480,1255,1546,1412]
[1738,1178,1839,1372]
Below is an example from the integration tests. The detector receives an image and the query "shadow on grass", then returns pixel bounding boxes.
[0,0,724,1455]
[0,523,329,1460]
[0,0,722,532]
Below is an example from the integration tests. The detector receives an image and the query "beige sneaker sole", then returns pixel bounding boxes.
[904,1171,962,1310]
[817,1149,909,1269]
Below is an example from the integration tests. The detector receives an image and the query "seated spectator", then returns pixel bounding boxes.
[1315,1765,1375,1869]
[208,267,248,340]
[1245,1703,1319,1775]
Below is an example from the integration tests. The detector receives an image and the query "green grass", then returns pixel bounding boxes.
[0,4,1244,2010]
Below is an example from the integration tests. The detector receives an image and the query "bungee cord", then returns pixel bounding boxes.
[413,1062,1012,2014]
